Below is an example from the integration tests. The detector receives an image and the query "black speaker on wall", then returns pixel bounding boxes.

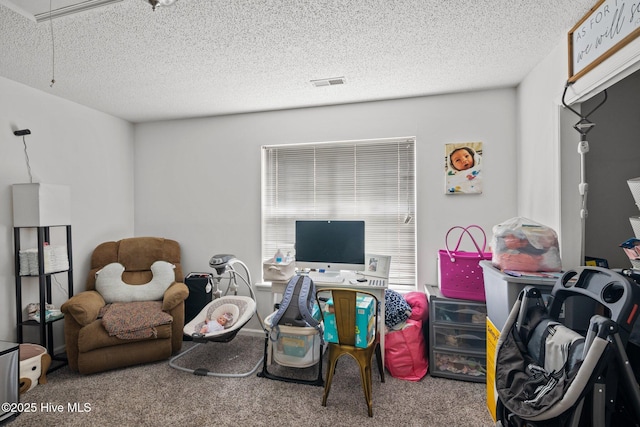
[183,272,214,341]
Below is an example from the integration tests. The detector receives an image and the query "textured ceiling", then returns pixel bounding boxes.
[0,0,597,123]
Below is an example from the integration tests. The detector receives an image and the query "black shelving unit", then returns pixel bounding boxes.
[14,225,73,372]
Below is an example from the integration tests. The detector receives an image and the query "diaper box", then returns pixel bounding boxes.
[323,295,375,348]
[264,311,321,368]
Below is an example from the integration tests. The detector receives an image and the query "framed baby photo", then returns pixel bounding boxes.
[444,142,483,194]
[365,254,391,279]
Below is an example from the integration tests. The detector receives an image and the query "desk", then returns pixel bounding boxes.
[269,272,387,366]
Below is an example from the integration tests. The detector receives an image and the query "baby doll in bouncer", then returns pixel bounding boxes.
[199,312,235,334]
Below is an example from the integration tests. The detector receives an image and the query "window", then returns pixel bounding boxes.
[262,137,416,290]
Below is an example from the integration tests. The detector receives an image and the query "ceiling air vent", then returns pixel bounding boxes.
[311,77,346,87]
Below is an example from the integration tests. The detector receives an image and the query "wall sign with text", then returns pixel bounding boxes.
[569,0,640,81]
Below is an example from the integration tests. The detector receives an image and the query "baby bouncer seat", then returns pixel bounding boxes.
[169,254,263,377]
[494,267,640,426]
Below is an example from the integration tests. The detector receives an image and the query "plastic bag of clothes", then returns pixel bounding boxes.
[491,217,561,272]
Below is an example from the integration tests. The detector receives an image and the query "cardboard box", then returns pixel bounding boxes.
[264,312,321,368]
[277,333,314,357]
[323,295,374,348]
[584,256,609,268]
[486,317,500,422]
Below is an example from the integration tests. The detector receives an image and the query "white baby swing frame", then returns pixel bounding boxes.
[169,255,264,378]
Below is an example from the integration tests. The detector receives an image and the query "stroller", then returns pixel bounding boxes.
[494,266,640,426]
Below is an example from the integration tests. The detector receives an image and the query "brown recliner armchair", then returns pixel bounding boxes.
[61,237,189,374]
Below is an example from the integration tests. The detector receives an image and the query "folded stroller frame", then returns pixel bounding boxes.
[495,267,640,426]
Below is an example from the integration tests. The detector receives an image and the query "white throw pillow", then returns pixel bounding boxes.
[95,260,175,303]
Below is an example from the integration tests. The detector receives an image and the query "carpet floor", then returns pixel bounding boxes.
[12,334,494,426]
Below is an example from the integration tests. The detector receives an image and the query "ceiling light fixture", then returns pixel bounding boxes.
[48,0,56,87]
[147,0,177,11]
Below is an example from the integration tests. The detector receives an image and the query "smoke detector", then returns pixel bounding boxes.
[310,77,346,87]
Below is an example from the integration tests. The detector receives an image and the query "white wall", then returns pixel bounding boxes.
[0,74,518,343]
[517,41,581,268]
[134,89,519,294]
[0,76,135,343]
[3,23,638,347]
[518,34,640,270]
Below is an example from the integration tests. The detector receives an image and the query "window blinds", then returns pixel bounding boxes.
[262,137,416,289]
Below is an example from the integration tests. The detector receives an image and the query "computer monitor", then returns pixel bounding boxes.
[295,220,365,273]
